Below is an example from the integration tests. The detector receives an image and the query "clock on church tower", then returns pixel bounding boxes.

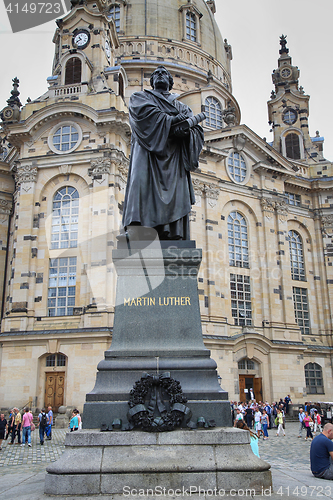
[49,0,119,93]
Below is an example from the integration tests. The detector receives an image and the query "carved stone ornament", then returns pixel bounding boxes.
[88,158,111,177]
[204,183,220,208]
[275,200,289,220]
[127,372,192,432]
[233,135,246,152]
[222,102,236,127]
[322,215,333,235]
[15,165,37,185]
[192,178,204,197]
[58,164,72,175]
[260,197,275,212]
[117,164,129,181]
[0,198,13,215]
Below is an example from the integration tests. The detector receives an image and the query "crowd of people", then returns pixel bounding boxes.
[0,405,83,450]
[230,396,328,453]
[0,406,54,447]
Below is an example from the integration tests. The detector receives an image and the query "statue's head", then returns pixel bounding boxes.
[150,66,174,91]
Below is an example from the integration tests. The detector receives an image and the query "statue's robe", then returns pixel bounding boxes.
[122,89,204,240]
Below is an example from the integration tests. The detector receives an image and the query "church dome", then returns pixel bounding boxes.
[115,0,233,93]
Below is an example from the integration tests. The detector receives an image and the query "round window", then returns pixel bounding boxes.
[48,122,82,154]
[283,109,297,125]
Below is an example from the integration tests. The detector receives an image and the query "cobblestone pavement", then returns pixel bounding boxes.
[0,428,65,474]
[0,422,332,499]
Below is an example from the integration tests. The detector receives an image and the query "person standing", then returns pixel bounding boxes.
[10,408,21,445]
[245,405,254,429]
[284,394,292,415]
[21,408,33,447]
[276,409,285,436]
[304,411,314,441]
[37,409,49,445]
[0,414,8,450]
[69,410,79,432]
[254,408,263,438]
[46,406,53,440]
[314,410,323,434]
[261,409,269,440]
[298,408,306,438]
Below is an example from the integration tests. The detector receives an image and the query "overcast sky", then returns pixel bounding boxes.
[1,0,332,160]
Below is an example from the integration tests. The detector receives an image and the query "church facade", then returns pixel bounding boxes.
[0,0,332,412]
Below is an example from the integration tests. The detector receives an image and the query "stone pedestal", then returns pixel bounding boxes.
[45,239,272,496]
[83,240,230,429]
[45,428,272,496]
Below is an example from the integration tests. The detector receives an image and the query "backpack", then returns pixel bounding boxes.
[41,413,47,426]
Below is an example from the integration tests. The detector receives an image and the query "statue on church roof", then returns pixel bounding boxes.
[279,34,289,55]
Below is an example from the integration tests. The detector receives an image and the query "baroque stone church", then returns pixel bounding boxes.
[0,0,332,412]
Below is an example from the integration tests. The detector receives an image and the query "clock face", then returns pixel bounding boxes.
[105,39,111,60]
[73,30,90,49]
[281,67,292,78]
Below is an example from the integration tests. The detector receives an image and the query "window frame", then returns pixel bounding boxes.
[48,256,77,317]
[204,96,223,130]
[109,4,121,32]
[179,4,202,45]
[292,286,310,335]
[288,230,306,281]
[228,211,249,269]
[305,362,324,395]
[230,273,252,327]
[281,130,304,160]
[286,192,301,206]
[64,57,82,85]
[227,150,250,185]
[51,186,79,250]
[48,122,82,155]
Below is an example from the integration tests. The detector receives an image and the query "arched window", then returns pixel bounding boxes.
[227,151,247,183]
[119,73,124,98]
[109,4,120,32]
[288,230,305,281]
[51,187,79,250]
[285,133,301,160]
[65,58,82,85]
[305,363,324,394]
[186,11,196,42]
[205,97,222,129]
[228,211,249,268]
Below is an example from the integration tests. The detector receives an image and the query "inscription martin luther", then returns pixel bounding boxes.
[124,296,191,306]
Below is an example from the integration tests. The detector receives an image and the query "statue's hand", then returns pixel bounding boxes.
[172,126,190,138]
[171,112,189,125]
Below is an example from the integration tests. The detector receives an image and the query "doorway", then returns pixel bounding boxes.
[239,375,262,403]
[45,372,65,412]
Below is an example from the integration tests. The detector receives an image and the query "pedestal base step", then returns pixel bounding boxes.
[45,428,272,496]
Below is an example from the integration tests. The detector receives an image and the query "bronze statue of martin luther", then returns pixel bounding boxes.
[121,66,205,241]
